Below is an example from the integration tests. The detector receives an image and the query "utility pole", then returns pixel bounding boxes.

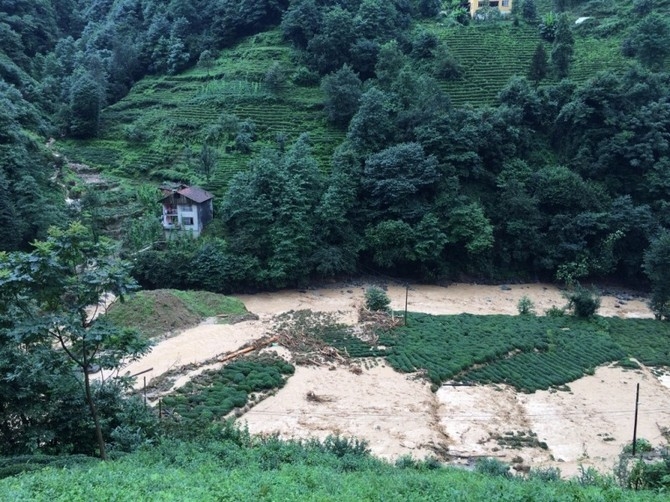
[632,383,640,456]
[404,285,409,326]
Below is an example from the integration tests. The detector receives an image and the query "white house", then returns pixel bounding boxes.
[160,184,214,237]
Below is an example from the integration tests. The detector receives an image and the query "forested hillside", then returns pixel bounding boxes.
[0,0,670,314]
[2,0,670,305]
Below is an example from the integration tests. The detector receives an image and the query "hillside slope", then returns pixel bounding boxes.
[59,9,643,193]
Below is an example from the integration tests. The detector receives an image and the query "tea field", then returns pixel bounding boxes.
[325,313,670,392]
[161,354,294,422]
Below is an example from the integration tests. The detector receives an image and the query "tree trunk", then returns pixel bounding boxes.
[83,370,107,460]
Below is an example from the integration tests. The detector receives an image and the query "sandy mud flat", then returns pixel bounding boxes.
[126,283,665,476]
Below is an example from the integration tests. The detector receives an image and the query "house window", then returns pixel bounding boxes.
[182,217,194,226]
[502,0,509,5]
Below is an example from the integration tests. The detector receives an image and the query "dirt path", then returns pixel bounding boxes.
[125,282,665,477]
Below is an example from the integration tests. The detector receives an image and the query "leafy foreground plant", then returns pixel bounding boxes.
[0,222,152,459]
[364,287,391,312]
[1,429,667,501]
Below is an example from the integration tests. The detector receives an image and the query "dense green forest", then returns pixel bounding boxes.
[3,0,670,497]
[3,0,670,313]
[2,0,670,299]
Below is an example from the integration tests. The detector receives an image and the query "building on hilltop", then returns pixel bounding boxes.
[469,0,512,17]
[160,184,214,237]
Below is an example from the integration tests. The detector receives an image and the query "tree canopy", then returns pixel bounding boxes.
[0,222,152,458]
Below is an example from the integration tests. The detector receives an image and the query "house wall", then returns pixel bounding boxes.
[177,202,201,237]
[470,0,512,17]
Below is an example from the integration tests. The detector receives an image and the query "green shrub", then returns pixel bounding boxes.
[292,66,320,86]
[575,465,614,488]
[517,295,536,316]
[475,457,511,478]
[623,438,653,455]
[529,466,561,482]
[365,286,391,311]
[395,454,419,469]
[545,305,565,317]
[322,435,370,458]
[564,287,601,318]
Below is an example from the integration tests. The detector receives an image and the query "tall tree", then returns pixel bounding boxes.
[321,64,363,127]
[69,71,103,138]
[528,43,548,83]
[632,14,670,70]
[221,135,325,288]
[361,142,441,221]
[551,14,574,79]
[521,0,537,21]
[0,223,151,459]
[644,230,670,320]
[347,87,395,154]
[199,144,217,181]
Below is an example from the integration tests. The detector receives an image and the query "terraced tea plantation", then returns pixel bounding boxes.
[59,29,345,197]
[436,24,540,107]
[59,19,638,195]
[434,22,632,107]
[323,313,670,393]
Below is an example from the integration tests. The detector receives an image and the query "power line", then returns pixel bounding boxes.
[238,406,670,421]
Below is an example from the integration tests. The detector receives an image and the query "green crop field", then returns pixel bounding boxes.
[104,289,248,339]
[431,20,633,108]
[434,24,541,107]
[161,354,294,422]
[321,313,670,393]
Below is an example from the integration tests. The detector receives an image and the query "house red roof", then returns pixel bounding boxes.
[177,186,214,203]
[160,185,214,203]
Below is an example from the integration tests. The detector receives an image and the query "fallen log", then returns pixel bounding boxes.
[217,335,279,363]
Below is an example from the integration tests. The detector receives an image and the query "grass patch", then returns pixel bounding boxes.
[170,290,248,318]
[105,289,248,339]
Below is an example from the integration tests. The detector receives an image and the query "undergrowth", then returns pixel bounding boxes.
[1,426,667,501]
